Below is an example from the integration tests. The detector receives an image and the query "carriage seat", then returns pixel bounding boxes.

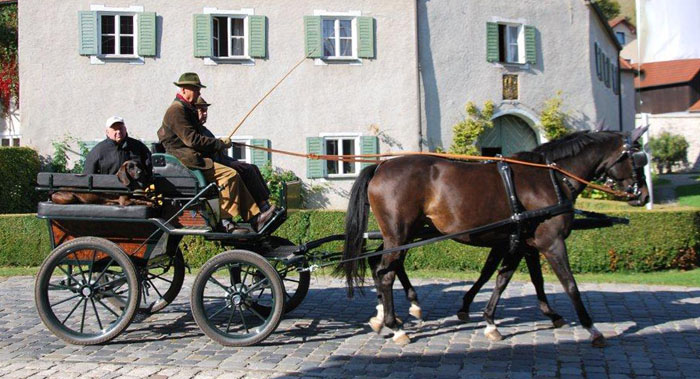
[37,201,156,219]
[36,172,129,191]
[151,153,211,197]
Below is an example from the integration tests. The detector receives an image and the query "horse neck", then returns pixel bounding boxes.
[553,137,619,198]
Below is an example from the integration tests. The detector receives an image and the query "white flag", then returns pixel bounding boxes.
[637,0,700,63]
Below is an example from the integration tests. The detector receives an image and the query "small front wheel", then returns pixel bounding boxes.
[191,250,284,346]
[34,237,140,345]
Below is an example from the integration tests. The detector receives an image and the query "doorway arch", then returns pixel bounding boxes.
[477,114,538,156]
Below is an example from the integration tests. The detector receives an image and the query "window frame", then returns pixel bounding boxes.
[0,134,20,147]
[320,133,361,178]
[313,10,362,64]
[98,13,137,58]
[212,14,249,59]
[216,135,252,164]
[321,17,358,60]
[204,7,254,64]
[616,31,626,45]
[88,5,145,65]
[491,17,528,66]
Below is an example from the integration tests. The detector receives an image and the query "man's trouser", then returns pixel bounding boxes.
[216,156,271,206]
[203,163,260,220]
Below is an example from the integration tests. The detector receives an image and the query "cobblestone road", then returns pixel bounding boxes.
[1,275,699,378]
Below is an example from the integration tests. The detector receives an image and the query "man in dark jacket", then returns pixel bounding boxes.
[84,116,152,184]
[194,97,273,213]
[157,73,275,233]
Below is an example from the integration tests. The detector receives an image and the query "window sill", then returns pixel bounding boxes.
[325,174,359,179]
[492,61,531,70]
[314,57,362,66]
[204,57,255,66]
[90,56,145,65]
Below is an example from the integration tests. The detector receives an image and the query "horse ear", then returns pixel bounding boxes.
[594,119,606,132]
[630,125,649,142]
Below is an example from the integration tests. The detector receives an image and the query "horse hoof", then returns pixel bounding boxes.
[456,311,470,322]
[484,326,503,341]
[409,304,422,320]
[392,331,411,345]
[591,334,607,348]
[369,317,383,333]
[552,318,566,328]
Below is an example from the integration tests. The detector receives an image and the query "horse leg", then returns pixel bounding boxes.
[368,255,385,333]
[542,239,605,347]
[396,256,422,321]
[375,247,410,345]
[523,248,565,328]
[482,248,522,341]
[457,247,504,322]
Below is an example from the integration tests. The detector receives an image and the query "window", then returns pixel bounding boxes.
[100,14,135,56]
[304,13,375,61]
[213,16,246,58]
[616,31,626,45]
[486,22,536,65]
[322,18,354,58]
[194,10,267,62]
[1,136,19,146]
[230,138,251,164]
[79,7,156,64]
[325,136,359,176]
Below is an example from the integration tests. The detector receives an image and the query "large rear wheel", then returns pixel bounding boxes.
[34,237,139,345]
[191,250,284,346]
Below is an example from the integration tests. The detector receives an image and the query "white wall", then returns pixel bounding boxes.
[19,0,419,209]
[637,113,700,171]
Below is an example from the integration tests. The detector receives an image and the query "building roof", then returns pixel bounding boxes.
[586,0,622,51]
[634,59,700,88]
[609,16,636,34]
[690,99,700,112]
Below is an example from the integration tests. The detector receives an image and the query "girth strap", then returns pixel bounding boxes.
[496,161,523,254]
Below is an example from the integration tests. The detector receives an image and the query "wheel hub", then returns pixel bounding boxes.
[80,284,93,297]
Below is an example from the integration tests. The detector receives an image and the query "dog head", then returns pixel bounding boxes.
[116,160,149,190]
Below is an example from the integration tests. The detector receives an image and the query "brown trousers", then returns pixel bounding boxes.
[203,163,260,220]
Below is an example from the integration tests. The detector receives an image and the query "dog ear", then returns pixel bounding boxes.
[116,162,131,186]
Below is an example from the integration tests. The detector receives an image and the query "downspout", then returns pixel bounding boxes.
[414,0,423,151]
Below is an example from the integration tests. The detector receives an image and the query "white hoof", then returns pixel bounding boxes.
[484,324,503,341]
[587,326,606,347]
[369,317,383,333]
[392,330,411,345]
[409,304,422,320]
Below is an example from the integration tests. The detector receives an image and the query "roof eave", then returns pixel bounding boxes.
[585,0,623,51]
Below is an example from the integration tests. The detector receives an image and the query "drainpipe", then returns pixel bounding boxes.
[414,0,423,151]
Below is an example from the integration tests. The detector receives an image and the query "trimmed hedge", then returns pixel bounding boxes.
[0,147,41,213]
[1,210,698,273]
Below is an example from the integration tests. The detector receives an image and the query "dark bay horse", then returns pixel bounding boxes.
[340,129,649,346]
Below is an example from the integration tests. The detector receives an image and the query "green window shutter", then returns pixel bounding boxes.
[193,14,212,58]
[250,139,271,167]
[524,25,536,64]
[595,43,601,80]
[486,22,499,63]
[357,17,375,59]
[248,15,267,58]
[138,12,157,57]
[78,11,98,55]
[360,136,379,170]
[306,137,325,178]
[304,16,322,58]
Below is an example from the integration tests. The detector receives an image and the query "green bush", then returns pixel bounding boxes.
[449,101,494,155]
[1,210,697,274]
[0,147,42,213]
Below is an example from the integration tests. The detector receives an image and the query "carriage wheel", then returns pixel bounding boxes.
[191,250,284,346]
[107,248,185,314]
[34,237,139,345]
[252,237,310,315]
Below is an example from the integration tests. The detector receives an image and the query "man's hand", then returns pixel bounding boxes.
[220,137,232,148]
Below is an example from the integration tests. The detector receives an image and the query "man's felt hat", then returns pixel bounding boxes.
[195,97,211,107]
[174,72,206,88]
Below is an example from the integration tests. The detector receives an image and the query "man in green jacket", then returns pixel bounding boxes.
[157,73,275,234]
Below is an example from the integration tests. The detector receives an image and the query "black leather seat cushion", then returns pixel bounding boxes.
[36,173,128,191]
[37,202,155,219]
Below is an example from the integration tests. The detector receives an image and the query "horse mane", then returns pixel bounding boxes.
[512,131,620,163]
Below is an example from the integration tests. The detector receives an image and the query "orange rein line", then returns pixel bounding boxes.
[236,143,634,199]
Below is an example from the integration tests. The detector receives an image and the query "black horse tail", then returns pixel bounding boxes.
[337,163,378,298]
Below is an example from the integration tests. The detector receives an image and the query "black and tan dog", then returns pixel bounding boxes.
[51,160,154,206]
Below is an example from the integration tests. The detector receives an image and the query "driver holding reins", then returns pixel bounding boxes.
[157,72,276,234]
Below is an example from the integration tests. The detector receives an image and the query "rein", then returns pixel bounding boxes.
[236,142,636,198]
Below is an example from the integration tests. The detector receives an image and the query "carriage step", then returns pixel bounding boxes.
[169,226,212,233]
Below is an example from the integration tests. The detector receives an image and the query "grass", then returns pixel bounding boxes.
[652,177,670,186]
[676,183,700,208]
[5,266,698,287]
[575,198,692,211]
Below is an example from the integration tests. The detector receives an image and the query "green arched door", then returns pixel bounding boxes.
[477,115,538,156]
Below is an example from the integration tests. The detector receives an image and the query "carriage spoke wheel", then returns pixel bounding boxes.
[191,250,284,346]
[107,249,185,314]
[35,237,139,345]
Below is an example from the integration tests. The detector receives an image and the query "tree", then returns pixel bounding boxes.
[539,91,570,140]
[448,101,494,155]
[595,0,621,20]
[0,4,18,118]
[648,132,689,174]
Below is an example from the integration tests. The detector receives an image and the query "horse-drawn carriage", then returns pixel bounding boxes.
[34,129,649,348]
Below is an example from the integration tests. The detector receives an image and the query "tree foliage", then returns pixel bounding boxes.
[0,4,17,117]
[595,0,621,20]
[539,91,570,140]
[448,101,494,155]
[648,132,689,174]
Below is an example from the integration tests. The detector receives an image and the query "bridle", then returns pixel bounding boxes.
[600,136,648,198]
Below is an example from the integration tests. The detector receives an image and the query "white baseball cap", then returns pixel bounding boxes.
[105,116,125,128]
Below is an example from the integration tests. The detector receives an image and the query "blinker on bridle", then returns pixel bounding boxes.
[601,136,648,198]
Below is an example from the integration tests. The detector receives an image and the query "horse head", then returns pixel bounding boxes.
[599,126,650,206]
